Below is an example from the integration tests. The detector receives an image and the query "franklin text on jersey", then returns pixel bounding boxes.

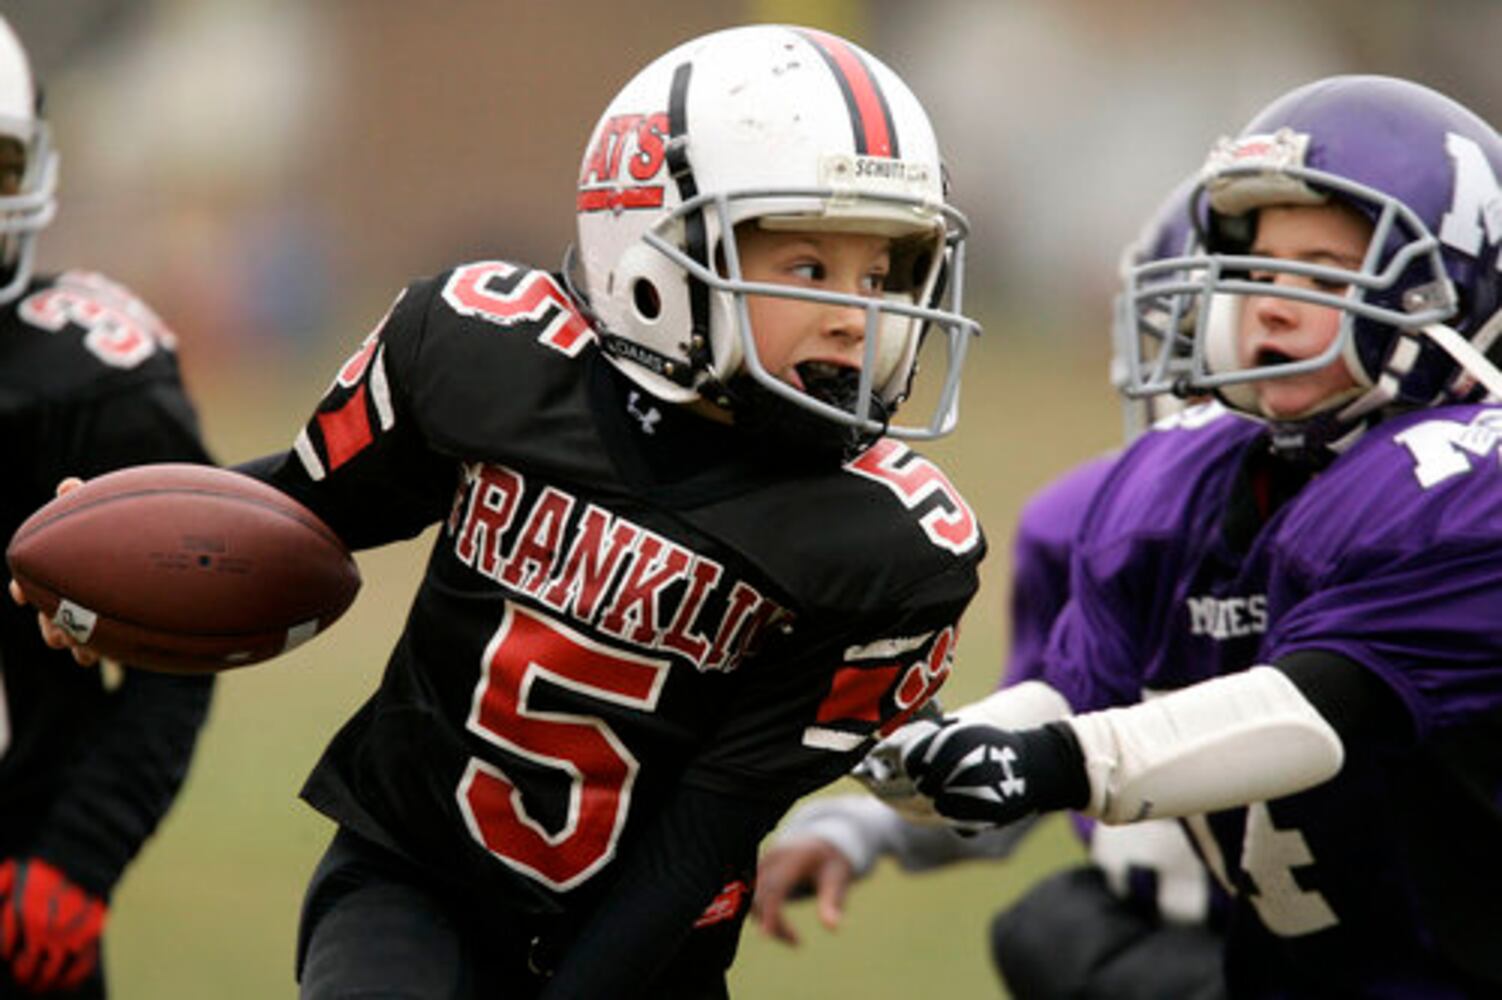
[446,459,787,675]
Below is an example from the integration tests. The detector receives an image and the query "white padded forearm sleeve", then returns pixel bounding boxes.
[951,679,1074,728]
[1065,666,1344,824]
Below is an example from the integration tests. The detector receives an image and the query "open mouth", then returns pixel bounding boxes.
[794,360,862,411]
[1255,346,1296,367]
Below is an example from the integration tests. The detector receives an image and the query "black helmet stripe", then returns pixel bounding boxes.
[666,60,712,365]
[796,28,900,158]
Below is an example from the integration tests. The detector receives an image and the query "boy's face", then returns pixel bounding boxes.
[734,225,893,405]
[1235,202,1372,420]
[0,137,24,197]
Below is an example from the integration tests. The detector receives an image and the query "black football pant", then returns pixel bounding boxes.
[298,827,738,999]
[297,827,551,1000]
[990,864,1227,1000]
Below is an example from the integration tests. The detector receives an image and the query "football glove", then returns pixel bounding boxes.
[850,701,949,824]
[851,722,946,824]
[0,857,108,994]
[902,719,1090,833]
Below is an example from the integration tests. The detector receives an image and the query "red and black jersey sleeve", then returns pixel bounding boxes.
[682,568,976,802]
[249,279,455,550]
[254,261,603,551]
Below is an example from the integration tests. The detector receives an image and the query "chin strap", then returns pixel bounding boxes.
[1424,319,1502,401]
[1256,315,1502,467]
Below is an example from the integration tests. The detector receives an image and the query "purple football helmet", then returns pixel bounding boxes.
[1112,174,1202,439]
[1124,75,1502,460]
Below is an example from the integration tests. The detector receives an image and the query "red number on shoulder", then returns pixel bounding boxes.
[441,262,594,356]
[19,272,176,369]
[847,439,979,554]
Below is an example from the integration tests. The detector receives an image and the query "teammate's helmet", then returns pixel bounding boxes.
[570,25,979,452]
[1127,76,1502,459]
[1112,175,1201,440]
[0,17,56,305]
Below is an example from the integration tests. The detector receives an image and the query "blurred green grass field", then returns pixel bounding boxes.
[103,332,1117,998]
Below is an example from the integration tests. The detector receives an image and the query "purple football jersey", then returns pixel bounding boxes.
[1003,452,1118,687]
[1046,400,1502,996]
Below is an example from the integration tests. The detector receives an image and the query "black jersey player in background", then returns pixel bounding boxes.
[0,15,215,999]
[21,23,984,999]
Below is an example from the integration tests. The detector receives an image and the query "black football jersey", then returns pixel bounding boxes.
[0,270,214,896]
[264,260,985,923]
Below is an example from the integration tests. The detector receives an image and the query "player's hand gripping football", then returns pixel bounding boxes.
[0,858,108,994]
[900,718,1090,834]
[7,478,100,667]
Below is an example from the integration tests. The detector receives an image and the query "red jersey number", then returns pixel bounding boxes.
[457,604,669,891]
[440,262,594,357]
[847,439,979,555]
[19,274,177,369]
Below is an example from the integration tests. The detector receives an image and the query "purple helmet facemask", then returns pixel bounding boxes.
[1125,76,1502,463]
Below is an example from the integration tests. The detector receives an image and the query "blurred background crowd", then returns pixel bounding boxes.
[15,0,1502,381]
[6,1,1501,996]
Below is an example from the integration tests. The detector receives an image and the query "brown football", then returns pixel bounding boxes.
[6,463,360,673]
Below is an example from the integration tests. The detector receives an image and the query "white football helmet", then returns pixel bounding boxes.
[0,16,56,305]
[570,24,978,448]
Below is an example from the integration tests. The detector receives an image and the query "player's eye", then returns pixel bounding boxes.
[789,261,825,282]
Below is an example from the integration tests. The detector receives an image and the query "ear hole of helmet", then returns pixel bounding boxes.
[632,278,662,321]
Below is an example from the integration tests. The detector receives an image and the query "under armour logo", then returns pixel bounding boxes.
[991,745,1027,799]
[627,390,662,435]
[946,741,1029,806]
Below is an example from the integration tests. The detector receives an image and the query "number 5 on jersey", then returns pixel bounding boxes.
[457,604,669,891]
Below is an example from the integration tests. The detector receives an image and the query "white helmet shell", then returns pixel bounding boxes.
[0,16,57,305]
[573,24,977,441]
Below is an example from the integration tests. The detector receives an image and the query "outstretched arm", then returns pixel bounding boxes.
[901,657,1400,831]
[753,793,1037,945]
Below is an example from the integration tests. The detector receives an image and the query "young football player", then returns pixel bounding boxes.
[883,75,1502,995]
[0,15,216,999]
[18,24,984,999]
[753,183,1228,1000]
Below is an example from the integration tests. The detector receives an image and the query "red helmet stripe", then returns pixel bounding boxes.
[798,29,898,158]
